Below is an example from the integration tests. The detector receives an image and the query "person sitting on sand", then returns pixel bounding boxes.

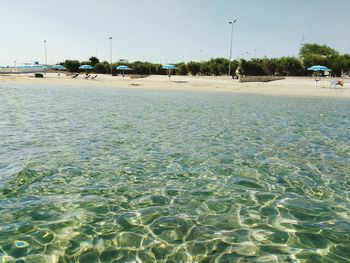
[338,80,344,88]
[330,79,344,88]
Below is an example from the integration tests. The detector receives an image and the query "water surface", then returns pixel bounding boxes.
[1,84,350,262]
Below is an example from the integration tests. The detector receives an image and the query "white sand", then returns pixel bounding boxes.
[1,73,349,99]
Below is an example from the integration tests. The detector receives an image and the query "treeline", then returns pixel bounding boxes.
[59,44,350,77]
[61,58,166,75]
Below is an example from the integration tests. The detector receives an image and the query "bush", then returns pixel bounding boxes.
[262,58,279,75]
[176,63,188,75]
[187,61,201,75]
[59,44,349,77]
[129,61,162,75]
[94,62,110,74]
[208,58,231,76]
[64,60,80,72]
[89,56,100,66]
[278,57,305,76]
[240,59,266,76]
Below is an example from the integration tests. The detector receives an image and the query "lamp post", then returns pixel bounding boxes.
[228,20,237,77]
[44,40,47,65]
[108,36,113,75]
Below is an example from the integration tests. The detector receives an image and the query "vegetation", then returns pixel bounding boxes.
[94,61,110,74]
[60,43,350,76]
[64,60,80,72]
[89,56,100,66]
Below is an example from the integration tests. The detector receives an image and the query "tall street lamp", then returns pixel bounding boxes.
[108,36,113,75]
[44,40,47,65]
[228,20,237,77]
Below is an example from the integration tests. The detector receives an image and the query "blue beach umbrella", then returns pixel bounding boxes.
[116,65,131,70]
[79,64,94,73]
[307,65,331,87]
[162,64,177,79]
[79,65,94,70]
[116,65,132,78]
[307,65,331,71]
[52,64,66,70]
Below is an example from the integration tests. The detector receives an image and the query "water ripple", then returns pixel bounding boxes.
[1,84,350,262]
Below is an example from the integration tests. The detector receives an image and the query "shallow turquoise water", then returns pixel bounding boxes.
[1,84,350,262]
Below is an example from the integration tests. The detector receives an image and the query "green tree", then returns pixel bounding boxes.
[299,43,339,59]
[341,54,350,74]
[207,58,230,75]
[147,62,162,74]
[131,61,148,75]
[200,62,211,75]
[277,57,305,76]
[94,62,110,74]
[329,54,350,76]
[176,62,188,75]
[187,61,201,75]
[89,56,100,66]
[262,58,279,75]
[64,60,80,72]
[299,43,340,75]
[80,61,91,66]
[302,54,330,69]
[240,59,265,76]
[128,61,161,75]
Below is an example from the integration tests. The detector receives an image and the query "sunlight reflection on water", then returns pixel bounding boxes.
[0,84,350,262]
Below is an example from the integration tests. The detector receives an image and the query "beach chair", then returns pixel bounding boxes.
[330,80,344,89]
[330,80,337,88]
[84,74,91,79]
[90,75,97,80]
[72,73,79,78]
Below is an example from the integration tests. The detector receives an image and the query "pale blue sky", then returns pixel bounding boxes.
[1,0,349,66]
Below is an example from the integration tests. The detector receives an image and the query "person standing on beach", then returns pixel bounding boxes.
[235,67,240,79]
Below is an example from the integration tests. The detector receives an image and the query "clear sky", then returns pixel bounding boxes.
[1,0,349,66]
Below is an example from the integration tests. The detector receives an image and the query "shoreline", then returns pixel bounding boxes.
[1,73,350,99]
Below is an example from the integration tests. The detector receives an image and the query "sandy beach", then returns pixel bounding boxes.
[1,73,349,99]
